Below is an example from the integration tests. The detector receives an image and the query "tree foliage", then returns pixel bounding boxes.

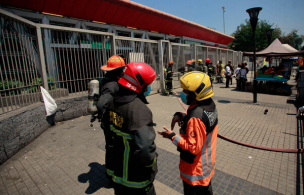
[280,30,304,50]
[228,19,281,52]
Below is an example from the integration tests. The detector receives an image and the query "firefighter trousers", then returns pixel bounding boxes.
[165,79,173,93]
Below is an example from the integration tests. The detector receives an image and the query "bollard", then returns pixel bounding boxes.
[297,70,304,105]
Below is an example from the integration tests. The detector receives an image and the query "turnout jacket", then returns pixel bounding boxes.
[104,95,158,188]
[96,76,119,118]
[169,98,218,186]
[166,66,173,81]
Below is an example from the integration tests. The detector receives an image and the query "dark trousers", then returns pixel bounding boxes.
[239,77,246,91]
[165,80,173,93]
[114,182,155,195]
[183,180,213,195]
[225,76,230,87]
[236,79,240,89]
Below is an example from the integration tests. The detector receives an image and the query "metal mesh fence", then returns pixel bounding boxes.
[115,38,160,92]
[171,44,192,72]
[195,46,243,70]
[171,44,192,88]
[0,14,40,114]
[207,47,216,66]
[0,9,247,114]
[42,28,113,95]
[233,51,238,67]
[115,39,158,73]
[220,49,228,66]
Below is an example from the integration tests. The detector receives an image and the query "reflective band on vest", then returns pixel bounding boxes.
[107,169,152,188]
[173,135,182,146]
[180,131,214,181]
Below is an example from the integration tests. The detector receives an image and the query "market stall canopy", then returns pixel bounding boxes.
[243,38,304,57]
[282,44,299,52]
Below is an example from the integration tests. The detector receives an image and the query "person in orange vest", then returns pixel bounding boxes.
[158,71,218,195]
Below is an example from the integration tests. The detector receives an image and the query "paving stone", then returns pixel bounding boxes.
[0,81,300,194]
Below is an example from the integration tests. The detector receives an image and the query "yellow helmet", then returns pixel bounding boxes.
[180,71,214,101]
[197,59,203,64]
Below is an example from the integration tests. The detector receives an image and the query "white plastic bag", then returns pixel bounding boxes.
[40,86,57,116]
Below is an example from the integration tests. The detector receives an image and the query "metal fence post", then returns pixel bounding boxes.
[111,35,116,56]
[169,42,173,61]
[193,44,197,63]
[158,40,165,94]
[36,26,49,91]
[102,35,107,65]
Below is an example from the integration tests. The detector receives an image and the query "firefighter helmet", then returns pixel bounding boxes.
[197,59,203,64]
[205,58,211,63]
[187,60,193,65]
[118,61,156,93]
[192,59,195,63]
[168,61,174,65]
[101,55,126,71]
[180,71,214,101]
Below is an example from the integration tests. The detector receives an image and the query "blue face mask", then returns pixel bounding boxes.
[180,91,188,105]
[144,85,151,97]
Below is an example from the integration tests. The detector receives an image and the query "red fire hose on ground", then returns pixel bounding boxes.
[172,91,304,153]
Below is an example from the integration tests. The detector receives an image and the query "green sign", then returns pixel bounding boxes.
[80,41,110,49]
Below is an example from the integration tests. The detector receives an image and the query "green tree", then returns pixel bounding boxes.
[280,29,304,50]
[228,19,282,52]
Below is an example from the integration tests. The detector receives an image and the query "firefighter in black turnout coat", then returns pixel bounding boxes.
[165,60,174,95]
[96,55,125,181]
[103,62,158,195]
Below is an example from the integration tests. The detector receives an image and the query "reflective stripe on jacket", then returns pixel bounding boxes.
[171,99,218,186]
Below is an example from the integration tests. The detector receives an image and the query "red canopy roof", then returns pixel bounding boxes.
[1,0,234,45]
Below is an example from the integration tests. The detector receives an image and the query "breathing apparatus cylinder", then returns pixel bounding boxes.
[87,80,99,115]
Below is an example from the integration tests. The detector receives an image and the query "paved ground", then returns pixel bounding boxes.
[0,77,303,195]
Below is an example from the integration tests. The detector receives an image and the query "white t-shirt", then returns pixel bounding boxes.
[234,67,241,74]
[225,66,231,73]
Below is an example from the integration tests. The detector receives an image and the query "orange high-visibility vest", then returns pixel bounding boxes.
[172,104,218,186]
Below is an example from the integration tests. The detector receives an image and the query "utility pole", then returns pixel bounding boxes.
[222,6,225,34]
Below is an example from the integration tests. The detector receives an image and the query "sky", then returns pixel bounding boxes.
[131,0,304,38]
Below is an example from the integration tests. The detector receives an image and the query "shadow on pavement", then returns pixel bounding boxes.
[78,162,113,194]
[217,100,231,104]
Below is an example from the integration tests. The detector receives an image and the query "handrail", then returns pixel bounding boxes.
[36,24,114,36]
[114,36,158,43]
[0,8,36,27]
